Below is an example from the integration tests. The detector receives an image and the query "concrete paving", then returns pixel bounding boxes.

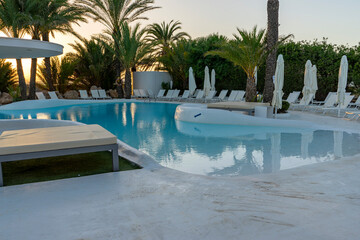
[0,110,359,240]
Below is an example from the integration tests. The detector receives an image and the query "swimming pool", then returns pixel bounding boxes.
[1,102,359,176]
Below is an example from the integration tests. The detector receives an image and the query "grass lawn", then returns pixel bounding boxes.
[2,151,141,186]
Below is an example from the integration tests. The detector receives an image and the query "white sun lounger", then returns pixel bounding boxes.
[156,89,165,99]
[98,89,111,99]
[304,94,337,112]
[204,90,217,103]
[290,93,314,110]
[215,90,228,102]
[35,92,46,100]
[179,90,190,101]
[147,89,154,98]
[235,90,245,101]
[91,89,101,99]
[348,97,360,108]
[322,95,355,115]
[48,91,59,100]
[79,90,92,100]
[285,91,300,103]
[227,90,238,101]
[0,124,119,187]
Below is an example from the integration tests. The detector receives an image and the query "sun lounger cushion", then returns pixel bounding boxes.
[0,125,117,156]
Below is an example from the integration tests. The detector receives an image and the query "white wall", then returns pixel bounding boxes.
[133,71,172,96]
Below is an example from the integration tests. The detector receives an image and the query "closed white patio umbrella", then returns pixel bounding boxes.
[254,66,258,86]
[302,60,313,104]
[337,55,348,117]
[310,65,318,97]
[203,66,211,97]
[211,69,216,91]
[189,67,196,96]
[271,54,285,116]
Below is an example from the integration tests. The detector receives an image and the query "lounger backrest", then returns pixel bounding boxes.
[48,91,58,99]
[91,89,100,98]
[354,97,360,105]
[286,91,300,103]
[235,91,245,101]
[139,89,148,98]
[182,90,190,99]
[228,91,238,101]
[218,90,228,100]
[172,89,180,98]
[147,89,154,98]
[196,90,204,99]
[98,89,108,98]
[133,89,140,97]
[165,90,174,98]
[205,90,217,100]
[35,92,46,100]
[79,90,89,99]
[157,89,165,98]
[193,89,199,97]
[339,95,354,109]
[323,94,337,107]
[299,93,314,105]
[324,92,336,102]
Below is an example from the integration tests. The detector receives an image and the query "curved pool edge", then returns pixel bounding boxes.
[174,103,360,133]
[0,119,163,171]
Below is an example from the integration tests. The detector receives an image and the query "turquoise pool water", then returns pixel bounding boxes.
[1,102,360,176]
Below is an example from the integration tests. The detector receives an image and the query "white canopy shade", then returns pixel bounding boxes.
[211,69,216,91]
[0,37,63,59]
[203,66,211,97]
[302,60,313,104]
[272,55,285,110]
[189,67,197,95]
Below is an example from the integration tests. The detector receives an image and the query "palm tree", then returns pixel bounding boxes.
[109,23,151,98]
[263,0,279,103]
[37,56,79,94]
[157,40,192,89]
[38,0,86,91]
[206,26,268,102]
[0,0,29,100]
[146,20,190,58]
[68,37,117,89]
[75,0,159,77]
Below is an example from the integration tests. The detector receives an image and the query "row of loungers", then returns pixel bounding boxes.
[133,89,246,103]
[35,90,111,100]
[286,91,360,120]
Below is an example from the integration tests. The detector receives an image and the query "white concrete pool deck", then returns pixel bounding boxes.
[0,107,360,240]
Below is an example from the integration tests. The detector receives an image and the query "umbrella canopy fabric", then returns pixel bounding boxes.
[0,37,63,59]
[271,55,285,110]
[337,55,348,106]
[211,69,216,91]
[203,66,211,97]
[302,60,313,104]
[310,65,318,96]
[189,67,197,95]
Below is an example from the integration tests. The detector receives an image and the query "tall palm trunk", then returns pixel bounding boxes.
[124,69,132,99]
[263,0,279,103]
[42,32,55,91]
[245,76,257,102]
[15,59,27,100]
[28,58,37,99]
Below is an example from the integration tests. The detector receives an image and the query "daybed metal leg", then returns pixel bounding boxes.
[0,163,3,187]
[112,145,119,171]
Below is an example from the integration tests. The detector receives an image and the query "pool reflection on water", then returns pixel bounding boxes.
[1,102,359,176]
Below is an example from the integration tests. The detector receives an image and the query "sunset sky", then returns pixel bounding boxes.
[4,0,360,80]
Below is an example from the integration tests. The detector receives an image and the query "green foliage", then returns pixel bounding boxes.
[0,59,16,92]
[7,85,21,101]
[280,101,290,112]
[278,38,360,100]
[37,56,81,93]
[146,20,190,58]
[161,81,170,90]
[69,37,117,89]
